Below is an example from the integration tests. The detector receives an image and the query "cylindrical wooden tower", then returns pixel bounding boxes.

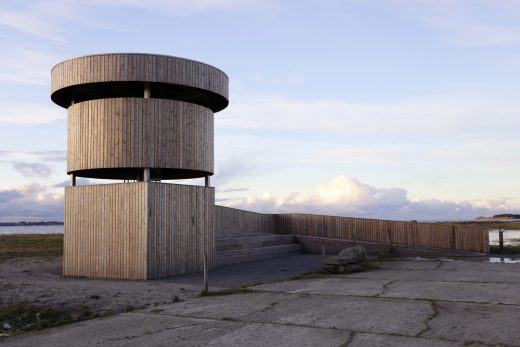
[51,53,229,279]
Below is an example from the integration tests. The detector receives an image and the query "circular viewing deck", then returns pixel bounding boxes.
[52,53,228,180]
[51,53,229,112]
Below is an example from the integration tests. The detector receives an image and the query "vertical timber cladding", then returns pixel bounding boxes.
[64,183,214,280]
[52,53,229,280]
[67,98,214,177]
[147,183,215,279]
[64,183,148,280]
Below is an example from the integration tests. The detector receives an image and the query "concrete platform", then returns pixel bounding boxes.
[4,258,520,346]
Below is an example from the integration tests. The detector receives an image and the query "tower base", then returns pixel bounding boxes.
[64,182,215,280]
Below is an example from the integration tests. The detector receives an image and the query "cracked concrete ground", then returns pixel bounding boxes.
[3,258,520,346]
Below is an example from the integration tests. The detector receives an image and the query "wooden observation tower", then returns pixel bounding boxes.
[51,53,229,279]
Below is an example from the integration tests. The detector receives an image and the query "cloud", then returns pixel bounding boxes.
[0,48,59,86]
[221,175,518,220]
[0,0,265,41]
[219,93,519,136]
[53,177,96,187]
[0,101,64,123]
[218,188,250,193]
[0,184,63,222]
[385,0,520,46]
[212,156,256,187]
[12,162,53,178]
[1,175,515,223]
[0,6,64,41]
[85,0,264,14]
[0,1,123,41]
[0,150,66,162]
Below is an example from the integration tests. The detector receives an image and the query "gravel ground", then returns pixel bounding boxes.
[0,254,323,317]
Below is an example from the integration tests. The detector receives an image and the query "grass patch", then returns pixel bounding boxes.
[199,288,255,297]
[0,234,63,261]
[0,301,112,337]
[490,245,520,254]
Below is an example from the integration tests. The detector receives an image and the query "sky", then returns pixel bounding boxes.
[0,0,519,222]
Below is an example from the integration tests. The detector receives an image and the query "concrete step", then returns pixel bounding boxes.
[216,234,296,252]
[216,230,274,239]
[215,232,275,240]
[216,244,303,266]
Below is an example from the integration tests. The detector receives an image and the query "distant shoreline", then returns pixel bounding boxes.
[0,221,64,227]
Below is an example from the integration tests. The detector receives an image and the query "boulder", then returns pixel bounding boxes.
[338,245,367,264]
[321,246,367,274]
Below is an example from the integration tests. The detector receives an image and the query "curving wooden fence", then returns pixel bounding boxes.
[215,206,275,234]
[215,206,489,254]
[275,213,489,253]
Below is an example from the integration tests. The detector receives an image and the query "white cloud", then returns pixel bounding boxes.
[84,0,265,14]
[0,0,265,41]
[472,198,512,210]
[0,48,59,85]
[0,175,515,223]
[218,188,250,193]
[0,150,66,162]
[219,93,519,136]
[12,162,53,178]
[386,0,520,46]
[0,101,64,123]
[212,155,257,187]
[0,184,63,222]
[0,7,64,41]
[221,174,518,220]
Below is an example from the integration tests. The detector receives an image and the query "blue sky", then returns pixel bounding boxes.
[0,0,519,221]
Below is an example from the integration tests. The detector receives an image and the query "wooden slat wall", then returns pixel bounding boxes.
[65,182,214,280]
[147,183,215,279]
[275,213,488,253]
[214,206,489,253]
[64,183,148,280]
[67,98,213,175]
[51,53,229,101]
[215,205,275,235]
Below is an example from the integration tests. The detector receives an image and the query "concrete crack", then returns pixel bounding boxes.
[415,300,439,337]
[337,331,354,347]
[260,294,304,313]
[97,322,203,343]
[375,279,396,297]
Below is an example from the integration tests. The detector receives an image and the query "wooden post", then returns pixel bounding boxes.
[205,176,210,187]
[352,229,356,246]
[387,229,392,253]
[144,82,151,98]
[482,228,490,254]
[143,168,150,182]
[203,253,208,294]
[321,239,325,256]
[499,229,504,252]
[451,226,457,250]
[69,174,76,187]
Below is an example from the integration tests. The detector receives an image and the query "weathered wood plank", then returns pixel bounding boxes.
[67,98,213,178]
[215,206,488,253]
[51,53,229,111]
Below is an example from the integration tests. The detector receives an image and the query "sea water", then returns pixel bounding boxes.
[0,225,518,242]
[0,224,64,235]
[488,229,520,246]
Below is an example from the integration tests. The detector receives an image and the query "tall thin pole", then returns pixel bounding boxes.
[203,254,208,294]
